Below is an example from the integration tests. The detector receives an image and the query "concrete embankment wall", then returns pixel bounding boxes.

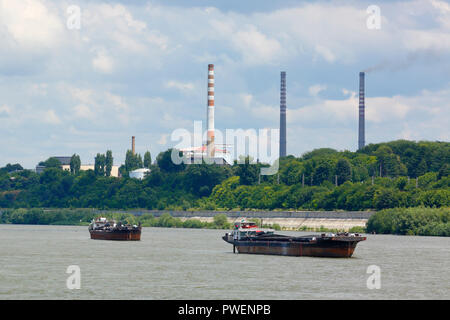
[128,210,374,231]
[176,217,368,231]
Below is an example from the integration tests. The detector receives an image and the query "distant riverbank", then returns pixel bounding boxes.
[123,209,372,232]
[0,207,448,236]
[0,208,371,232]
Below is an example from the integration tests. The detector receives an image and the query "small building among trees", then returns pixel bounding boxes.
[36,155,120,177]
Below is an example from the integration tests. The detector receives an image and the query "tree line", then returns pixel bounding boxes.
[0,209,232,230]
[366,207,450,236]
[0,140,448,211]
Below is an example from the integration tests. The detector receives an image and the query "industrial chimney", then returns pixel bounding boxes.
[358,72,365,150]
[206,64,215,158]
[132,136,136,155]
[279,71,287,158]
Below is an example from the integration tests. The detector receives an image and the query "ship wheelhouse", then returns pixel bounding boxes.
[231,220,274,240]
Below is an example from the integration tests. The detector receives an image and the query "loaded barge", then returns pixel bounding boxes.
[223,220,366,258]
[89,217,141,241]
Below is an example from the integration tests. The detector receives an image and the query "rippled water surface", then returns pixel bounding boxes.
[0,225,449,299]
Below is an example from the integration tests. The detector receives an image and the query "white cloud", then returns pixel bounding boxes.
[43,109,61,125]
[314,45,336,63]
[165,80,195,92]
[106,93,128,112]
[29,83,48,96]
[289,87,450,129]
[365,98,410,123]
[92,49,114,73]
[83,3,146,33]
[289,98,355,125]
[309,84,327,97]
[0,104,12,117]
[146,32,169,51]
[430,0,450,13]
[69,87,95,106]
[231,25,282,64]
[241,94,253,107]
[0,0,64,49]
[0,0,449,167]
[158,134,168,145]
[399,123,415,140]
[65,85,133,126]
[73,104,95,120]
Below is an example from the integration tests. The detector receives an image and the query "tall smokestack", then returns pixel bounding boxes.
[132,136,135,155]
[358,72,365,150]
[206,64,215,158]
[279,71,287,158]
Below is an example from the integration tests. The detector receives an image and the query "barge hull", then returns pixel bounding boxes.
[89,229,141,241]
[223,234,365,258]
[234,240,358,258]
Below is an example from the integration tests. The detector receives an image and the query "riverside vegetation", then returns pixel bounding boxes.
[0,140,449,236]
[0,207,447,236]
[0,209,233,230]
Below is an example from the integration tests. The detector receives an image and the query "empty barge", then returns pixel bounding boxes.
[223,220,366,258]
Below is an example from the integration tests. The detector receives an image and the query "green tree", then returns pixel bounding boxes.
[40,157,62,169]
[313,160,334,185]
[105,150,113,177]
[213,214,230,229]
[395,176,408,191]
[438,163,450,179]
[156,149,185,172]
[0,163,23,174]
[234,156,259,185]
[125,150,143,173]
[144,151,152,168]
[70,154,81,175]
[335,158,352,185]
[373,188,403,209]
[374,145,407,177]
[94,153,106,176]
[185,163,231,196]
[302,148,337,160]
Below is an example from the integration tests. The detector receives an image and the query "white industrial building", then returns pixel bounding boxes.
[129,168,151,179]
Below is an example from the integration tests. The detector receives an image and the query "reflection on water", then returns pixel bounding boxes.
[0,225,448,299]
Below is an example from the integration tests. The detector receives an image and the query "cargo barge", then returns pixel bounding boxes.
[223,220,366,258]
[89,217,141,241]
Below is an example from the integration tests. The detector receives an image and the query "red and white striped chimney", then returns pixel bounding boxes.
[206,64,215,158]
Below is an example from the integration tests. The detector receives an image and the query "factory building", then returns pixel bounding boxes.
[36,156,120,177]
[180,145,232,165]
[35,156,71,174]
[61,164,120,177]
[129,168,151,180]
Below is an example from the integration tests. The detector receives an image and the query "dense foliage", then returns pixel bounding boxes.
[0,208,232,229]
[366,207,450,236]
[0,140,448,211]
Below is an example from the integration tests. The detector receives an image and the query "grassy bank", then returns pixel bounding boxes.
[366,207,450,236]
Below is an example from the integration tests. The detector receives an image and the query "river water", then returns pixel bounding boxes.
[0,224,448,299]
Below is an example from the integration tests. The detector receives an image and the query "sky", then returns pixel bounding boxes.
[0,0,449,168]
